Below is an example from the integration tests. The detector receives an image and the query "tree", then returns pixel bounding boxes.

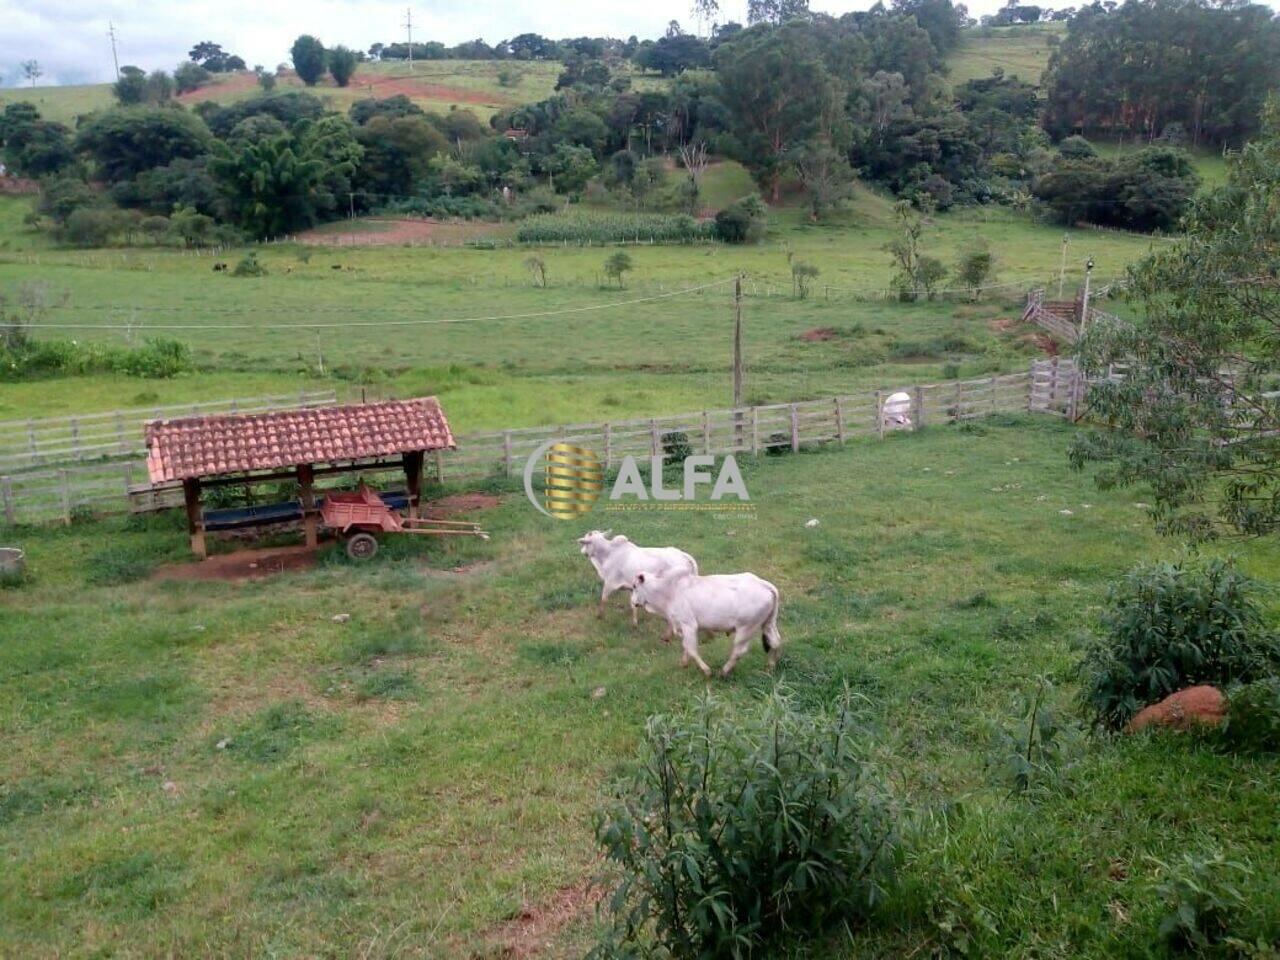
[76,108,212,183]
[258,70,277,92]
[113,66,148,105]
[353,115,449,198]
[884,199,930,300]
[677,140,710,214]
[791,260,819,299]
[692,0,720,36]
[328,46,359,87]
[174,61,211,94]
[1,104,75,177]
[209,128,337,238]
[1069,103,1280,541]
[189,41,223,64]
[291,35,328,86]
[790,141,853,221]
[747,0,810,24]
[603,251,634,288]
[545,144,598,194]
[1033,147,1200,233]
[955,241,994,300]
[524,255,548,288]
[21,60,41,88]
[713,23,841,201]
[146,71,174,104]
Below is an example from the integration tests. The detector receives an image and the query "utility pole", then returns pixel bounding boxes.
[107,21,120,81]
[1057,234,1069,299]
[732,274,743,408]
[1079,256,1095,333]
[404,7,414,73]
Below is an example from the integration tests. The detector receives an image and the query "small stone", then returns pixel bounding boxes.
[1036,495,1048,501]
[804,518,820,528]
[162,781,178,794]
[248,562,258,569]
[591,686,607,700]
[1134,502,1150,509]
[331,614,351,623]
[1082,503,1093,509]
[192,624,205,632]
[215,739,230,750]
[1059,509,1074,516]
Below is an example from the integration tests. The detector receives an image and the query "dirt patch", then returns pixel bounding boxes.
[426,493,501,517]
[176,72,261,104]
[364,75,501,106]
[800,326,841,342]
[988,316,1020,333]
[297,218,511,247]
[0,175,39,195]
[152,544,320,583]
[475,879,602,959]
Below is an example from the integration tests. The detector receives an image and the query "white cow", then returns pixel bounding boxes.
[630,569,782,677]
[577,530,698,632]
[882,390,913,428]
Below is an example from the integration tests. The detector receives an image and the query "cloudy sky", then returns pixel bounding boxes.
[4,0,1086,87]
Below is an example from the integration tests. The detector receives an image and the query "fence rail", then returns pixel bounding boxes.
[0,365,1087,528]
[0,390,337,474]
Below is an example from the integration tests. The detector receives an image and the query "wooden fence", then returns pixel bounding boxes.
[0,390,336,474]
[0,366,1087,528]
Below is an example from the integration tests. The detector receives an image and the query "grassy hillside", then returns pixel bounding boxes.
[947,23,1063,88]
[0,60,564,125]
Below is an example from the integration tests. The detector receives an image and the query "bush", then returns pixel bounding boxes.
[1057,135,1097,159]
[1220,678,1280,753]
[661,430,692,461]
[713,196,767,244]
[231,252,267,277]
[115,338,192,379]
[593,690,899,957]
[516,210,711,245]
[1153,852,1252,952]
[1078,560,1280,731]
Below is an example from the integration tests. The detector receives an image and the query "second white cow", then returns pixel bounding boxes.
[630,569,782,677]
[578,530,698,632]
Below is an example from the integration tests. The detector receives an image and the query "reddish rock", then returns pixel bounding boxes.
[1127,685,1226,733]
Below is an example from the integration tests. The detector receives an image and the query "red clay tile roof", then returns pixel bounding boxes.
[145,398,455,483]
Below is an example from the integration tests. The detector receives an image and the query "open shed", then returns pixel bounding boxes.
[145,398,456,559]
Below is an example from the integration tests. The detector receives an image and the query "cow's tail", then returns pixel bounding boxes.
[761,583,782,661]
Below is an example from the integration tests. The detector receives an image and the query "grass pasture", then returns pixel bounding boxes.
[948,24,1064,88]
[0,191,1153,426]
[2,418,1277,957]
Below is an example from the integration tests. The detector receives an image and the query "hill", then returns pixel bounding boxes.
[0,59,565,126]
[946,23,1063,88]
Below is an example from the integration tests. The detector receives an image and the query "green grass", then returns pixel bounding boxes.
[947,24,1064,88]
[0,191,1152,427]
[1093,139,1232,192]
[2,419,1276,956]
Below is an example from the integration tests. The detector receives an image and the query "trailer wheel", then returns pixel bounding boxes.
[346,533,379,561]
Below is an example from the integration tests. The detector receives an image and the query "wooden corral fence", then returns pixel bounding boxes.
[0,367,1091,528]
[0,391,336,525]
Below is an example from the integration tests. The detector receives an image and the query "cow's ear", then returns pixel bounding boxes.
[636,573,645,583]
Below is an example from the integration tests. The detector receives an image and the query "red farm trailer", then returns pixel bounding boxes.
[322,484,489,559]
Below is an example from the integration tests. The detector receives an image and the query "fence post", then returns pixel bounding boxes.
[834,397,845,445]
[751,407,759,456]
[603,423,613,469]
[1,476,13,526]
[701,411,710,454]
[503,431,513,477]
[59,469,71,525]
[27,419,37,464]
[650,420,660,458]
[122,462,134,497]
[953,380,962,423]
[789,405,800,453]
[914,386,925,429]
[1048,357,1060,412]
[875,390,885,440]
[70,418,81,460]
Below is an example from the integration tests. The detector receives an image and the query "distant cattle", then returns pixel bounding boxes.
[212,262,228,272]
[631,569,782,677]
[577,530,697,635]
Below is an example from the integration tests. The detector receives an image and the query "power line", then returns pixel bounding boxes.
[404,7,414,73]
[32,277,735,332]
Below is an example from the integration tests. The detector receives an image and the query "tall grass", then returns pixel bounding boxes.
[516,211,714,245]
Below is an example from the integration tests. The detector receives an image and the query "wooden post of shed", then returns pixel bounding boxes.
[183,478,206,559]
[298,463,318,549]
[403,450,424,518]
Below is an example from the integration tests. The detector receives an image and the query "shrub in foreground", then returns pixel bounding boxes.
[1078,560,1280,731]
[592,689,899,958]
[1220,678,1280,753]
